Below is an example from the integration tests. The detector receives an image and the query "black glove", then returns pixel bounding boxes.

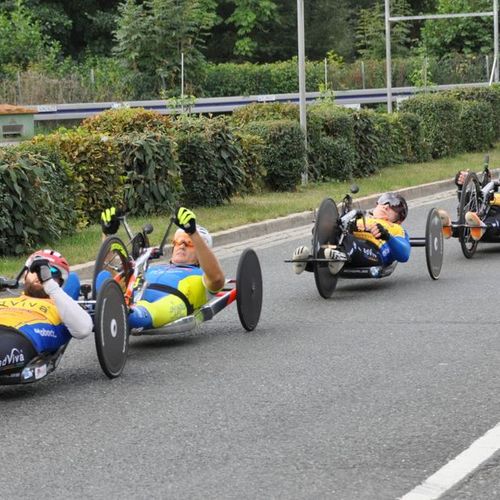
[29,257,53,283]
[173,207,196,234]
[376,223,391,241]
[100,207,121,235]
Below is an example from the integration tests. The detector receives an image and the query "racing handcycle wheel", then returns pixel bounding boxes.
[425,208,443,280]
[458,172,481,259]
[92,236,133,299]
[94,278,130,379]
[313,197,340,299]
[236,248,263,331]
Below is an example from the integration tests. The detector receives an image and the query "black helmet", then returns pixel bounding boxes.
[377,192,408,222]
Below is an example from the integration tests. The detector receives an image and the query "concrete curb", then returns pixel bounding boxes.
[73,176,459,275]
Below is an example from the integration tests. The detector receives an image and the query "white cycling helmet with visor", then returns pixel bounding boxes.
[377,192,408,222]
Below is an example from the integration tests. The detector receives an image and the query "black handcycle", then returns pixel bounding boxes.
[286,186,444,299]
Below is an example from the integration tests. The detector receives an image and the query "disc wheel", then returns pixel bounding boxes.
[425,208,443,280]
[236,248,263,331]
[458,172,481,259]
[94,278,129,379]
[312,198,340,299]
[92,236,132,299]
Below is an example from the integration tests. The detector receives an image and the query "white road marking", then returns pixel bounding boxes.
[400,421,500,499]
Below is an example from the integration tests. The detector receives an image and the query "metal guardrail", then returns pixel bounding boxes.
[33,82,490,121]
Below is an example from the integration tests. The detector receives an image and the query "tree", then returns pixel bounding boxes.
[0,0,59,71]
[114,0,218,97]
[355,0,414,59]
[420,0,493,57]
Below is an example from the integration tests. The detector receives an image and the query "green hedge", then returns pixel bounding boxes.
[173,116,245,207]
[400,94,462,158]
[82,108,173,135]
[0,144,77,255]
[459,100,495,152]
[118,132,182,215]
[232,102,299,125]
[33,130,123,225]
[245,120,306,191]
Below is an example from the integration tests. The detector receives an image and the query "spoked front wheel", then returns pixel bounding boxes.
[458,172,482,259]
[312,198,340,299]
[92,236,133,299]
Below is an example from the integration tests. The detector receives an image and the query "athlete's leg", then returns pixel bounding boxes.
[129,295,187,329]
[342,234,382,267]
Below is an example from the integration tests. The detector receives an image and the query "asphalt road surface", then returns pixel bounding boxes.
[2,193,500,500]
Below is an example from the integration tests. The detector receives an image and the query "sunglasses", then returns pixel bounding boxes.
[172,238,194,248]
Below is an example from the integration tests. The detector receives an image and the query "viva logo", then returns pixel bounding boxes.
[1,348,25,367]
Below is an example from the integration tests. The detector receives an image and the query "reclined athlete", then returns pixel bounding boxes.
[438,170,500,242]
[292,192,411,274]
[0,250,93,374]
[100,207,225,331]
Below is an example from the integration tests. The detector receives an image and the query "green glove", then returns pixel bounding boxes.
[100,207,121,235]
[174,207,196,234]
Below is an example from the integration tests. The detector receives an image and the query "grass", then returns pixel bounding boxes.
[1,145,499,276]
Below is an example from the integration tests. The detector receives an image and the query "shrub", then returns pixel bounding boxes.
[82,108,172,135]
[234,129,267,194]
[232,102,299,125]
[393,112,430,163]
[33,129,123,225]
[0,144,77,255]
[400,93,462,158]
[352,109,383,176]
[173,116,245,206]
[245,120,306,191]
[459,100,494,152]
[117,132,182,215]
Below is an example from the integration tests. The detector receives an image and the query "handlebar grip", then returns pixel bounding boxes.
[0,277,18,289]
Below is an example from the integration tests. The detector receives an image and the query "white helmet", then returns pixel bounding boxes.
[197,225,213,248]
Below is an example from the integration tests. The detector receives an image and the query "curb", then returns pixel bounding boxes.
[73,176,458,276]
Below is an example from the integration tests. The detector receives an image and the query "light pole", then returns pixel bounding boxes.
[297,0,308,184]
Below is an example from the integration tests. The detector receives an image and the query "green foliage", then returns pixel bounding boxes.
[227,0,277,57]
[234,129,267,194]
[392,112,430,163]
[173,116,245,206]
[232,102,299,125]
[82,108,172,135]
[245,120,305,191]
[352,109,383,176]
[458,100,494,152]
[307,104,358,181]
[421,0,493,58]
[443,85,500,139]
[0,143,77,256]
[0,1,59,72]
[118,132,182,215]
[113,0,217,98]
[33,129,123,225]
[400,93,462,158]
[355,0,413,59]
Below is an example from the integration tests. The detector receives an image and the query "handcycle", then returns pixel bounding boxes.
[91,214,263,378]
[0,216,263,384]
[0,267,125,385]
[440,156,500,258]
[285,186,444,298]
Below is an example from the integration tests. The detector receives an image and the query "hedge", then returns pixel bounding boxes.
[245,120,306,191]
[0,144,77,255]
[172,116,245,207]
[399,94,462,159]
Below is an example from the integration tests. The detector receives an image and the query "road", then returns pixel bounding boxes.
[1,193,500,499]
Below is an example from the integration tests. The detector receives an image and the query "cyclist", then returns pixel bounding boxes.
[0,250,93,373]
[292,192,411,275]
[438,170,500,242]
[100,207,225,331]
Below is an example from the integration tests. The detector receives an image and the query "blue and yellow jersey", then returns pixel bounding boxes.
[0,295,71,354]
[354,217,411,266]
[140,263,208,310]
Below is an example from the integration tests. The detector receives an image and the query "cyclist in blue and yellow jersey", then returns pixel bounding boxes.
[0,250,93,373]
[100,207,225,331]
[293,192,411,274]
